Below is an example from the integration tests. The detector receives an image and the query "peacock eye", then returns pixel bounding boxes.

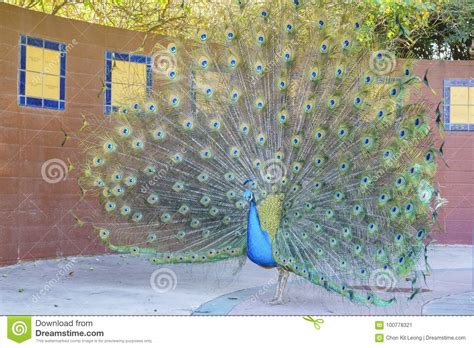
[199,32,208,41]
[199,57,209,69]
[170,96,180,106]
[168,43,177,53]
[183,120,193,130]
[425,151,433,162]
[226,29,235,40]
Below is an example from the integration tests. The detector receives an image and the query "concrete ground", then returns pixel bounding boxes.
[0,245,472,315]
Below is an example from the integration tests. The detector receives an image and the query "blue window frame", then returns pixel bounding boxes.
[443,79,474,131]
[104,51,152,114]
[18,35,66,110]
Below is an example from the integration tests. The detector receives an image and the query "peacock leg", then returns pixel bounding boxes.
[267,267,290,305]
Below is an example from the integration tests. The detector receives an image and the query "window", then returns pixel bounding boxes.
[18,35,66,110]
[444,80,474,131]
[104,51,152,114]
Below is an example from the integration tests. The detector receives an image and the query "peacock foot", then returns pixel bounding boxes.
[265,298,286,305]
[264,268,290,305]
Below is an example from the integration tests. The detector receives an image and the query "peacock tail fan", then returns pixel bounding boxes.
[79,0,440,306]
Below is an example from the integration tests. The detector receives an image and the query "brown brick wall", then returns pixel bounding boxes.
[413,60,474,244]
[0,3,164,265]
[0,4,473,266]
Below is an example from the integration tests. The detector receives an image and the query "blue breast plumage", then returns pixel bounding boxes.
[246,200,277,268]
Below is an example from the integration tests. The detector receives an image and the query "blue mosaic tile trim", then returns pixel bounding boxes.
[443,79,474,132]
[18,35,66,110]
[104,51,152,115]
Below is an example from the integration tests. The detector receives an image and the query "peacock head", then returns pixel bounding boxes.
[243,189,255,203]
[243,178,256,203]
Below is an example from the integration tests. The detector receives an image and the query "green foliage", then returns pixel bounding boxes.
[357,0,472,59]
[6,0,472,59]
[405,0,473,60]
[5,0,192,36]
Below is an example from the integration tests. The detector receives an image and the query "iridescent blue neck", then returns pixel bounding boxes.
[246,199,277,268]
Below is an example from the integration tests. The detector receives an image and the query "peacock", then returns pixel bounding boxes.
[79,0,443,306]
